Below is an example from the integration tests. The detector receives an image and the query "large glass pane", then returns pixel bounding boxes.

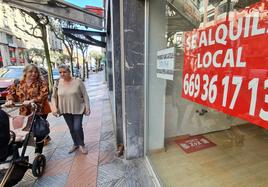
[147,0,268,186]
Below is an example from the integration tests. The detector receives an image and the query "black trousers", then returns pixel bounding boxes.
[35,114,48,154]
[63,114,84,146]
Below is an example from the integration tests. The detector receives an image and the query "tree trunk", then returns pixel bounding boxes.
[82,51,85,81]
[69,49,74,76]
[41,25,53,93]
[64,41,74,76]
[96,59,100,73]
[86,59,89,78]
[70,59,74,76]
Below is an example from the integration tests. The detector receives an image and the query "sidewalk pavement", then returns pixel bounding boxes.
[14,72,155,187]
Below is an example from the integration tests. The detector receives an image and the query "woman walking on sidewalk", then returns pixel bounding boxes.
[5,64,51,155]
[51,64,90,154]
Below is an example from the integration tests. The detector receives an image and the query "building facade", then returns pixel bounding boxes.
[106,0,268,186]
[0,3,62,67]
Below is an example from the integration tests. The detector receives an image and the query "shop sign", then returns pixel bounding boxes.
[182,2,268,128]
[157,47,175,80]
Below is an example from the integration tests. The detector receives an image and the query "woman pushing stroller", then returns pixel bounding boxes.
[4,64,51,156]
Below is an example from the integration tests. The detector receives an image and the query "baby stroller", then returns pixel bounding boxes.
[0,103,46,187]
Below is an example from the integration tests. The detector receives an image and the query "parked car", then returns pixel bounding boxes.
[0,66,48,104]
[90,64,104,72]
[52,69,60,80]
[73,67,81,78]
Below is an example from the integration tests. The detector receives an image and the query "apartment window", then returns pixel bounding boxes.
[208,15,214,21]
[6,34,13,44]
[2,6,6,14]
[14,19,18,27]
[3,16,8,28]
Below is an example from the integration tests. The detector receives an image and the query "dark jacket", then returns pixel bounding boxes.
[0,109,10,162]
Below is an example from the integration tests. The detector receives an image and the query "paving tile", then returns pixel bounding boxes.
[85,123,101,133]
[49,146,75,161]
[97,178,126,187]
[84,126,100,134]
[84,133,100,143]
[124,159,155,187]
[42,148,56,161]
[99,140,117,152]
[33,172,68,187]
[100,131,114,141]
[44,138,62,149]
[84,141,99,153]
[14,180,35,187]
[97,158,125,184]
[43,157,74,177]
[98,151,117,165]
[102,120,112,126]
[14,170,36,187]
[50,124,69,133]
[57,136,75,148]
[71,152,99,169]
[66,165,97,187]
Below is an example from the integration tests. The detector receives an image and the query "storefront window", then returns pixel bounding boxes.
[18,48,25,64]
[147,0,268,186]
[9,47,16,64]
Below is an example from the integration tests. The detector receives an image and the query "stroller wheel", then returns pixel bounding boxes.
[32,154,46,177]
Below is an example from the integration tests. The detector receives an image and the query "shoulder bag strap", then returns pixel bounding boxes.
[55,80,59,109]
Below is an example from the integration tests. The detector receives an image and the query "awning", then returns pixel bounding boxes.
[63,28,106,48]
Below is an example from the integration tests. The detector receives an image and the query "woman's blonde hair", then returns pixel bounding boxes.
[22,64,43,81]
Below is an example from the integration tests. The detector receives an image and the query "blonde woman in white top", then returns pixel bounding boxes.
[52,64,90,154]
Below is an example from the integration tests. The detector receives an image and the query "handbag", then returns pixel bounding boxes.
[54,80,60,115]
[32,115,50,137]
[43,100,51,114]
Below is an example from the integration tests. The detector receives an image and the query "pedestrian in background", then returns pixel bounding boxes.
[51,64,90,154]
[5,64,51,155]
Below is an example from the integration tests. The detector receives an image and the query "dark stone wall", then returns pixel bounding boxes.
[111,0,124,145]
[107,50,113,91]
[108,0,145,159]
[106,0,113,92]
[123,0,145,159]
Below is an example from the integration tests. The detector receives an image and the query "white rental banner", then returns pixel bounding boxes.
[156,47,175,80]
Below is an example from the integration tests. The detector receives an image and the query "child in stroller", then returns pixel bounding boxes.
[0,104,47,187]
